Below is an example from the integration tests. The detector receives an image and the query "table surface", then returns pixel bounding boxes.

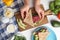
[0,0,60,40]
[17,15,60,40]
[14,0,60,40]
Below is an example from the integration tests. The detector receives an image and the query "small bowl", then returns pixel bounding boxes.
[4,8,14,18]
[7,24,16,33]
[1,17,9,23]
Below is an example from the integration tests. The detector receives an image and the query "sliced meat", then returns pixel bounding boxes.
[33,16,40,23]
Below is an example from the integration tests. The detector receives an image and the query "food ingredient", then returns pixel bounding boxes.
[34,35,39,40]
[57,12,60,19]
[55,0,60,6]
[17,19,26,29]
[3,0,13,6]
[51,20,60,27]
[49,0,60,15]
[49,1,55,11]
[7,24,15,33]
[14,35,26,40]
[4,8,14,18]
[33,16,40,23]
[33,27,49,40]
[32,12,40,23]
[23,10,34,27]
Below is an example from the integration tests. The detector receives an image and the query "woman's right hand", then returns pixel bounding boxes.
[20,5,30,19]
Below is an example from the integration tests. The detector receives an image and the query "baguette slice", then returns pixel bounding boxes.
[23,10,34,27]
[38,30,49,40]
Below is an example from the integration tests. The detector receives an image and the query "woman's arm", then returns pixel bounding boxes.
[34,0,44,21]
[24,0,29,5]
[34,0,40,6]
[20,0,30,19]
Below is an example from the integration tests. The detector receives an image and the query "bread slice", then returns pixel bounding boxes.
[23,10,34,27]
[38,30,49,40]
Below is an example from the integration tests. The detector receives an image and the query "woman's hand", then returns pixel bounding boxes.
[35,5,44,20]
[20,5,30,19]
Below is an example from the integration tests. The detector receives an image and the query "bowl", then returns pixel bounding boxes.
[32,26,57,40]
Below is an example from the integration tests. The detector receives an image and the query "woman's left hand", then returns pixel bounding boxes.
[35,5,44,20]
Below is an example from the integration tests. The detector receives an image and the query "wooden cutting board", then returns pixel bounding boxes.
[15,13,51,31]
[15,5,52,31]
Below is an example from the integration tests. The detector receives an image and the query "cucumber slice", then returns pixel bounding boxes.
[19,19,26,27]
[17,19,26,29]
[18,21,25,29]
[35,35,39,40]
[51,20,60,27]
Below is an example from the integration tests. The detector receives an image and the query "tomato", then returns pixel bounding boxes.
[57,12,60,19]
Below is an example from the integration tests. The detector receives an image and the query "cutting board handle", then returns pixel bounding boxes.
[39,4,52,16]
[44,9,52,16]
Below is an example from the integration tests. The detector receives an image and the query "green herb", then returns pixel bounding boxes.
[53,8,59,15]
[55,1,60,6]
[49,0,60,15]
[14,35,26,40]
[49,1,55,11]
[32,13,38,17]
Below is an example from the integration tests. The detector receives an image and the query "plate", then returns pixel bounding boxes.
[32,26,57,40]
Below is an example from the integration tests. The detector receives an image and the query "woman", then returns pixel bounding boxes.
[20,0,44,20]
